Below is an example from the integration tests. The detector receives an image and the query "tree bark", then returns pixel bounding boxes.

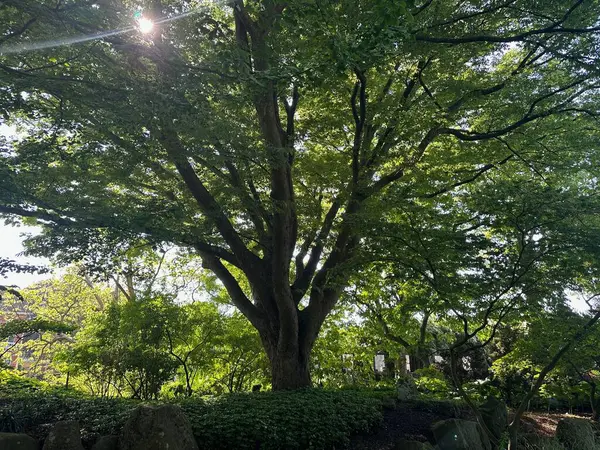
[269,349,312,390]
[255,304,317,389]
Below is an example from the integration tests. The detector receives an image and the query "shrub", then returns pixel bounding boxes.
[0,369,46,398]
[0,393,137,439]
[1,371,383,449]
[462,378,502,404]
[0,371,137,439]
[413,367,452,399]
[179,389,383,449]
[399,398,471,419]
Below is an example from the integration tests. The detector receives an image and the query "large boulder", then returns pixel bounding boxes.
[432,419,491,450]
[479,397,507,443]
[0,432,38,450]
[42,420,84,450]
[393,439,434,449]
[119,404,198,450]
[555,417,596,450]
[91,435,119,450]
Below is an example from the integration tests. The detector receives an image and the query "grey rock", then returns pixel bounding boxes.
[91,435,119,450]
[479,397,507,443]
[0,432,38,450]
[555,417,595,450]
[397,376,419,401]
[119,404,198,450]
[432,419,491,450]
[42,420,84,450]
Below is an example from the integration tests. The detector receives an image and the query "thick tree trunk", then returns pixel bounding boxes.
[270,350,312,390]
[258,316,315,390]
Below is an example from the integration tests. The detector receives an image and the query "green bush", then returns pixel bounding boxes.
[413,367,452,399]
[0,369,47,398]
[462,379,502,404]
[0,393,137,439]
[1,371,383,449]
[179,389,383,450]
[0,371,137,438]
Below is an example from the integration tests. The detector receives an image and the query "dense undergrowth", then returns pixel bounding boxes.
[0,370,384,449]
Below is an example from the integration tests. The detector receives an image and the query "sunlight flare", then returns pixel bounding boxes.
[137,17,154,34]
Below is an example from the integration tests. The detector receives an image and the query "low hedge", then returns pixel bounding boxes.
[180,389,383,450]
[1,372,383,449]
[0,371,137,440]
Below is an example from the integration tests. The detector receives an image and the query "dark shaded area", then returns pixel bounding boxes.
[350,401,472,450]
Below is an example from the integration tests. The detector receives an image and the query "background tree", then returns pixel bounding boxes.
[0,258,73,371]
[15,268,110,380]
[66,296,181,400]
[311,306,377,387]
[348,271,439,371]
[0,257,49,301]
[205,312,269,394]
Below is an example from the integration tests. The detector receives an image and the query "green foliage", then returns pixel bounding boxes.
[461,380,501,405]
[396,397,469,419]
[61,290,269,398]
[1,372,383,449]
[0,269,113,381]
[311,308,378,388]
[413,367,452,399]
[0,370,134,437]
[0,369,48,396]
[180,389,383,450]
[65,296,180,399]
[193,312,269,394]
[0,258,49,301]
[0,369,136,437]
[490,305,600,410]
[0,319,74,339]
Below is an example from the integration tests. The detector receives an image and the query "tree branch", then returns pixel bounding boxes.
[421,154,514,199]
[156,124,261,271]
[292,199,341,304]
[199,253,264,330]
[416,1,598,45]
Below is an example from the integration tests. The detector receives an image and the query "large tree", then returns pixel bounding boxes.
[1,0,600,389]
